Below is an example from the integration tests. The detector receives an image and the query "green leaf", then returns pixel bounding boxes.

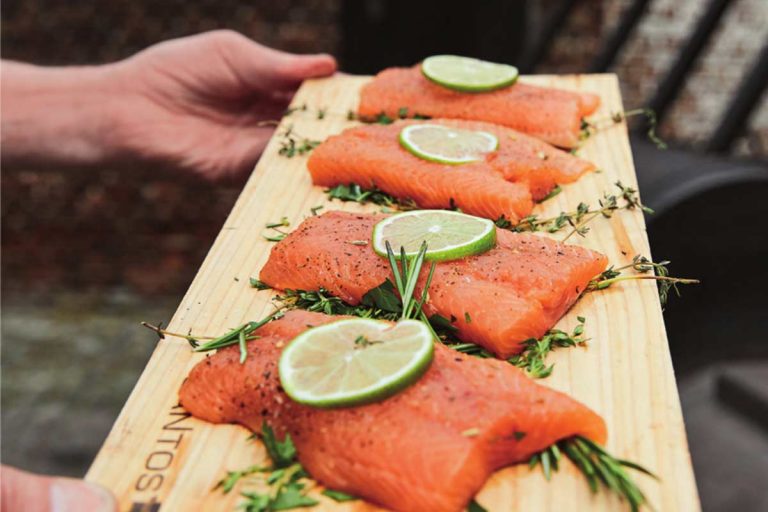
[321,489,358,502]
[271,483,319,510]
[360,279,402,314]
[467,499,488,512]
[261,424,297,469]
[250,278,271,290]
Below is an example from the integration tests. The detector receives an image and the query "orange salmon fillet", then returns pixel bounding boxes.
[308,119,595,217]
[179,310,607,512]
[358,66,600,148]
[259,212,608,358]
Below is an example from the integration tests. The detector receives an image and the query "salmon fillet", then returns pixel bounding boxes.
[308,120,595,216]
[259,212,608,358]
[358,66,600,148]
[179,310,607,512]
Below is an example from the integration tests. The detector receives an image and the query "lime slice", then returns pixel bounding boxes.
[399,124,498,165]
[422,55,519,92]
[279,319,434,408]
[372,210,496,261]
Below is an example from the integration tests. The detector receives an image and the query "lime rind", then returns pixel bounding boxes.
[279,319,434,408]
[372,210,497,262]
[422,55,519,92]
[399,124,499,165]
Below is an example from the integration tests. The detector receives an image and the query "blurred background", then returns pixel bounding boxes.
[2,1,767,510]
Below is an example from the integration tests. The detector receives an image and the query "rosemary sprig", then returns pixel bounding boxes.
[325,183,418,210]
[263,217,290,242]
[580,108,667,150]
[588,255,699,306]
[530,436,656,511]
[277,124,321,158]
[141,310,284,363]
[495,182,653,239]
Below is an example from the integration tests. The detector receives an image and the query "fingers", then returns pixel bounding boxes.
[208,30,338,92]
[1,465,116,512]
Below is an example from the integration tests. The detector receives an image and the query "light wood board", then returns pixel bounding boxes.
[87,74,701,511]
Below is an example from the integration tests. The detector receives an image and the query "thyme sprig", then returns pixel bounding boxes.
[588,255,699,306]
[530,435,656,512]
[495,181,653,240]
[277,125,321,158]
[325,183,417,210]
[263,216,290,242]
[447,317,588,378]
[141,310,284,364]
[580,108,667,150]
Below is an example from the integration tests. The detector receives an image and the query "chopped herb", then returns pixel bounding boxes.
[261,424,297,469]
[273,287,400,321]
[588,255,699,306]
[284,103,308,116]
[310,205,324,216]
[507,317,588,378]
[397,107,409,118]
[321,489,358,502]
[277,125,321,158]
[530,436,656,511]
[346,110,356,121]
[464,312,472,324]
[215,464,266,494]
[264,217,290,242]
[325,183,417,210]
[316,107,327,120]
[514,431,526,441]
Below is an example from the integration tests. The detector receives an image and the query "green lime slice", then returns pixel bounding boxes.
[279,318,434,408]
[421,55,519,92]
[372,210,496,261]
[399,123,498,165]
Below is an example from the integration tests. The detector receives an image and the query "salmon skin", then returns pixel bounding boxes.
[179,310,607,512]
[308,119,596,222]
[358,66,601,148]
[259,211,608,359]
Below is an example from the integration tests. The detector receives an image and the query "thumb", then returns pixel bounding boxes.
[210,31,337,91]
[1,465,116,512]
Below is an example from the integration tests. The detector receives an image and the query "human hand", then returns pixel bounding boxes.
[1,465,116,512]
[107,30,337,179]
[1,30,336,180]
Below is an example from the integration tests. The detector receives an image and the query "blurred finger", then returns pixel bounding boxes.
[1,465,116,512]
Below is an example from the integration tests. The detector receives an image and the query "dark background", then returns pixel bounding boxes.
[2,1,767,511]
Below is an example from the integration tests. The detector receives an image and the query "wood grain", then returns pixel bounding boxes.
[86,74,700,511]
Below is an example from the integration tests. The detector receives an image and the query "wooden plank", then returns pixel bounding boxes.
[86,74,701,511]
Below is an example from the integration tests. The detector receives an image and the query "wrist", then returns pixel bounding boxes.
[1,61,124,167]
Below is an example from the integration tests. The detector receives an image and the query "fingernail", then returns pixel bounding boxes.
[50,479,116,512]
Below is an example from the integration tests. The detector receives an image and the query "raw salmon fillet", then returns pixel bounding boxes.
[259,212,608,358]
[308,119,595,217]
[179,310,607,512]
[358,66,600,148]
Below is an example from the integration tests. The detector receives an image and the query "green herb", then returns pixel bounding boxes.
[588,255,699,306]
[507,317,588,378]
[346,110,356,121]
[284,103,308,116]
[464,312,472,324]
[467,499,489,512]
[223,424,319,512]
[277,125,321,158]
[273,287,400,321]
[397,107,409,119]
[580,108,667,150]
[250,278,271,290]
[496,182,652,240]
[325,183,417,210]
[321,489,358,502]
[316,108,327,120]
[539,185,562,203]
[309,205,323,216]
[530,436,656,511]
[141,310,284,363]
[264,217,290,242]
